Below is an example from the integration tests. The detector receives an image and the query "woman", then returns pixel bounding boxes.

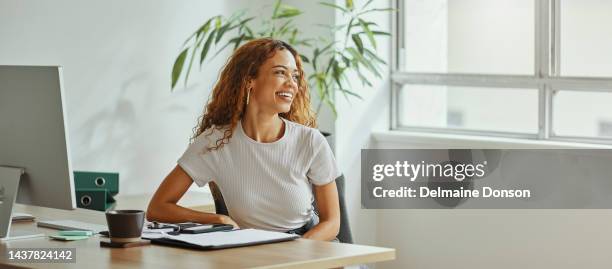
[147,38,341,241]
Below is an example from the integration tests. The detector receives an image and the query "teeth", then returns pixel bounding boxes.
[277,92,293,98]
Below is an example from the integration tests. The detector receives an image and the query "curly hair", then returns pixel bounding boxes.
[191,38,317,150]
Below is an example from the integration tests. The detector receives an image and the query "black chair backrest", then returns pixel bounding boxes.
[208,174,353,243]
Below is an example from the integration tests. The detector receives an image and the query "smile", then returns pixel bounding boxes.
[276,91,293,101]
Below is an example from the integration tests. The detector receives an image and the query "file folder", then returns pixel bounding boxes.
[144,229,299,250]
[75,188,115,211]
[73,171,119,211]
[73,171,119,195]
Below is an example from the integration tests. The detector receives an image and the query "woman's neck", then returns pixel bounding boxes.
[241,111,285,143]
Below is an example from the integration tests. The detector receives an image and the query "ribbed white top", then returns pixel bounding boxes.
[178,118,340,231]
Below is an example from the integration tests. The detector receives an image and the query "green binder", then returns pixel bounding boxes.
[73,171,119,195]
[73,171,119,211]
[75,188,116,211]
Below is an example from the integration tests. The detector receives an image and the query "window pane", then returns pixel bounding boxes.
[399,85,538,133]
[560,0,612,77]
[553,90,612,138]
[402,0,534,74]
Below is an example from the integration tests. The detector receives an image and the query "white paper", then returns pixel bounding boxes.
[141,227,175,239]
[143,227,175,233]
[142,229,297,246]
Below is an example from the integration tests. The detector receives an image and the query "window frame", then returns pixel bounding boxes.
[391,0,612,145]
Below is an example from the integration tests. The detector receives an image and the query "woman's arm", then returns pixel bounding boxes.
[302,180,340,241]
[146,165,239,228]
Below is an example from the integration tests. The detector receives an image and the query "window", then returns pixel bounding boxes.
[392,0,612,144]
[399,85,538,133]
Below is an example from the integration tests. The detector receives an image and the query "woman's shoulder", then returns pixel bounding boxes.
[285,119,327,147]
[191,125,231,149]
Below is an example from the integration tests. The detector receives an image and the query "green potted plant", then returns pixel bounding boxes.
[170,0,394,118]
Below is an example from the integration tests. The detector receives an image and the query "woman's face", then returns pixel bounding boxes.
[248,49,300,114]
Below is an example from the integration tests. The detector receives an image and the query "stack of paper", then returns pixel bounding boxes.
[142,229,299,249]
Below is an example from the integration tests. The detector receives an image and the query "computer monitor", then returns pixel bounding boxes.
[0,65,76,209]
[0,65,77,239]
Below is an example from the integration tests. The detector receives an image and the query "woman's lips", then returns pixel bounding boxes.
[276,91,293,102]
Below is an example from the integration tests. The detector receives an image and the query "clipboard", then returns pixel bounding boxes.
[144,229,299,250]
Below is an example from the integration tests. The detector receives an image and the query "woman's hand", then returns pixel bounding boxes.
[147,165,237,226]
[218,215,240,229]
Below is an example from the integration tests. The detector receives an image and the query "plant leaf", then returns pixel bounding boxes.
[318,2,347,13]
[324,97,337,116]
[275,8,301,19]
[299,54,310,63]
[215,17,222,29]
[345,0,354,11]
[215,22,231,44]
[350,21,377,28]
[331,60,344,90]
[312,48,320,71]
[228,9,247,22]
[183,18,213,46]
[312,42,334,71]
[277,20,293,36]
[289,29,298,44]
[244,25,254,37]
[358,18,376,48]
[272,0,281,19]
[184,33,206,87]
[351,33,364,54]
[345,17,355,40]
[200,29,216,64]
[340,54,351,68]
[171,48,189,90]
[357,7,395,16]
[339,88,363,100]
[239,17,255,27]
[325,56,336,76]
[231,34,246,51]
[356,30,390,36]
[359,54,382,78]
[365,48,386,64]
[354,65,373,87]
[196,19,212,39]
[362,0,374,9]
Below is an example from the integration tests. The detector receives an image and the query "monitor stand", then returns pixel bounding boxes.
[0,166,46,241]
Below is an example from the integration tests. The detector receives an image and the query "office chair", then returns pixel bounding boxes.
[208,174,354,244]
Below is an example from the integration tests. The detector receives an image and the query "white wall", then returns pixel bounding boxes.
[284,0,336,134]
[0,0,335,196]
[372,136,612,269]
[0,0,244,195]
[332,0,392,258]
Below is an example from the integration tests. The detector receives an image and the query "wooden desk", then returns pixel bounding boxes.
[0,204,395,268]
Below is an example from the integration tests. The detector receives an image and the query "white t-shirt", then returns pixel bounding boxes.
[177,118,341,232]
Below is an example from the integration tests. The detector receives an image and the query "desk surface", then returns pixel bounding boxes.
[1,204,395,269]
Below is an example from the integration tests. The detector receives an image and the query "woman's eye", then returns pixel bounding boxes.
[292,75,299,81]
[275,70,285,75]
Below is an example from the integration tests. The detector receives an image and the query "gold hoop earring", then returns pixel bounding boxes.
[246,88,251,105]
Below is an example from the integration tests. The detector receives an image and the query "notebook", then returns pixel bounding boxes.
[143,229,299,250]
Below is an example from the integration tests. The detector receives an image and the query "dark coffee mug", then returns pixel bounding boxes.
[105,210,145,243]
